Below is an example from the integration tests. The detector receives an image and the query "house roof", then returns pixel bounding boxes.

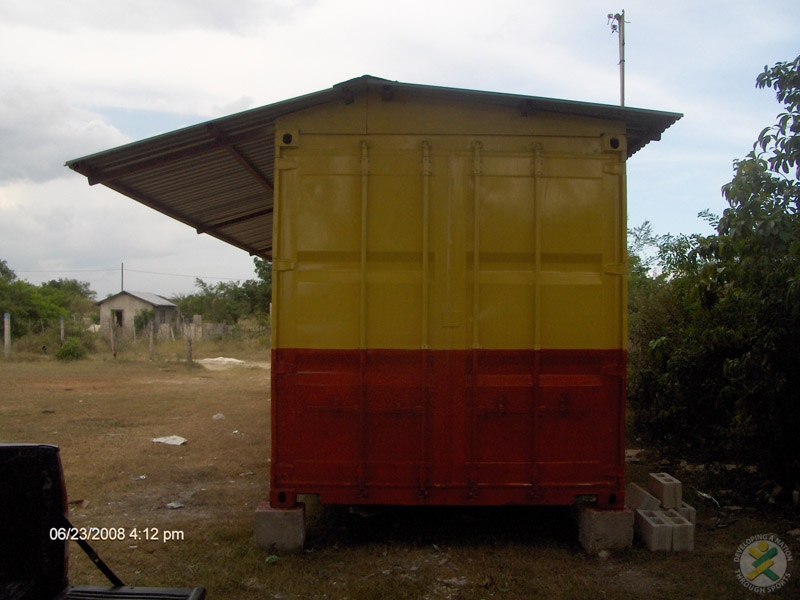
[66,75,682,261]
[99,291,177,307]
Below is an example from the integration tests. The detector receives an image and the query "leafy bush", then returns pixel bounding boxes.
[57,337,88,361]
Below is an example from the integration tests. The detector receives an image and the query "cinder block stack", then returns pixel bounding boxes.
[663,509,695,552]
[648,472,682,508]
[626,482,661,510]
[634,509,673,551]
[625,473,695,552]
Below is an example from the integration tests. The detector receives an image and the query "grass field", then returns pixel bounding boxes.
[1,340,798,599]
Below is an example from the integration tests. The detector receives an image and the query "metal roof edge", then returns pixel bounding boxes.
[346,75,682,156]
[66,75,682,261]
[66,75,681,171]
[65,84,340,172]
[352,74,681,118]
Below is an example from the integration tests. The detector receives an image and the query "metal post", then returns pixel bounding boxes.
[619,10,625,106]
[608,10,626,106]
[3,313,10,359]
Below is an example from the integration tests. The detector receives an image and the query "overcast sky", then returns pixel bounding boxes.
[1,0,798,299]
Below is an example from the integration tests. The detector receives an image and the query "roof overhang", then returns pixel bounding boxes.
[67,76,682,260]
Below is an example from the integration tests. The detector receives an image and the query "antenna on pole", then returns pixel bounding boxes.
[121,262,124,292]
[608,10,626,106]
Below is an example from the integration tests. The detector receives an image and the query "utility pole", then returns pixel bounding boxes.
[608,10,626,106]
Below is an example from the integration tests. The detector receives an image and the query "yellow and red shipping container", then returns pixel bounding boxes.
[67,76,680,512]
[268,79,678,509]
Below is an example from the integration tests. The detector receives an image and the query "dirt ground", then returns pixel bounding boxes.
[1,349,799,599]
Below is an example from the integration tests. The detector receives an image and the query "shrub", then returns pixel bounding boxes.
[57,337,88,361]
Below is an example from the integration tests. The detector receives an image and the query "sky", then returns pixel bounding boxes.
[1,0,798,300]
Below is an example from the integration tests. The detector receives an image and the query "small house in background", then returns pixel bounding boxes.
[98,291,179,334]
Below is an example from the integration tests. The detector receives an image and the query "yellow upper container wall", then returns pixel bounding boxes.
[273,88,629,351]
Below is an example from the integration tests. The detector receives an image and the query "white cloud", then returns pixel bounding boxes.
[0,0,316,35]
[0,76,128,183]
[1,0,799,298]
[0,178,256,298]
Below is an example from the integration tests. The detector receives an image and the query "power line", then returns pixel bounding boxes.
[15,268,118,274]
[125,268,252,281]
[14,267,255,282]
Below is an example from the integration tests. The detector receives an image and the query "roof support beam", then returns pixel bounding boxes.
[77,126,271,186]
[196,206,273,235]
[206,124,274,193]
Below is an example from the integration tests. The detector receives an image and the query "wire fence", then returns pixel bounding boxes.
[2,312,269,360]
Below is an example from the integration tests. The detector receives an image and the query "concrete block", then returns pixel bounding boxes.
[677,501,696,525]
[663,509,695,551]
[647,472,682,509]
[578,505,634,554]
[625,482,661,510]
[254,500,306,553]
[635,509,672,551]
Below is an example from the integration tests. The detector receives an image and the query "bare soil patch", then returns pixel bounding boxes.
[1,351,799,599]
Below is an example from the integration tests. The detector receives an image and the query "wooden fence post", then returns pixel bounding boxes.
[149,321,154,361]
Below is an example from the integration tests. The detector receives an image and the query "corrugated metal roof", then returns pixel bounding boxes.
[67,75,682,259]
[99,291,177,307]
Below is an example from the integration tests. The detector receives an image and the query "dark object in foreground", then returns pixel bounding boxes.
[0,444,206,600]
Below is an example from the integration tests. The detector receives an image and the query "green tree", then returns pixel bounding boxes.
[627,226,739,459]
[0,266,66,337]
[41,279,96,314]
[0,263,98,339]
[171,259,271,326]
[628,56,800,485]
[0,259,15,283]
[694,55,800,482]
[244,257,272,324]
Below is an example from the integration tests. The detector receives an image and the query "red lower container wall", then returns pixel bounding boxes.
[270,348,626,509]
